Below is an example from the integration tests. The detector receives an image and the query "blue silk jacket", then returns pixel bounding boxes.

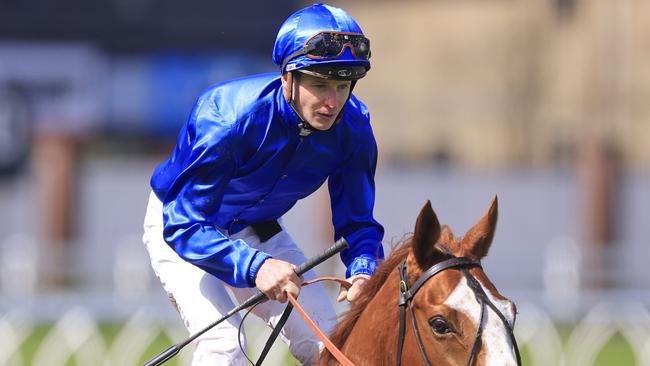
[150,72,384,287]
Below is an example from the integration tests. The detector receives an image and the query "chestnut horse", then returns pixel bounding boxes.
[320,197,521,365]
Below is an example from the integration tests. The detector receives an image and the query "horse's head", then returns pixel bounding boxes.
[402,196,520,365]
[321,196,520,366]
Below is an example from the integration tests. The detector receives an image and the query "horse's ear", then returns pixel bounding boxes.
[412,200,443,267]
[461,195,498,259]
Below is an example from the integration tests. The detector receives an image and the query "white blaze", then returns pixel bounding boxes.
[443,276,517,365]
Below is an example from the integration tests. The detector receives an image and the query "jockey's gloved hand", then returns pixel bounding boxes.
[337,274,370,304]
[255,258,302,303]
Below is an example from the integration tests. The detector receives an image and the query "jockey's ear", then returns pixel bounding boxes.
[412,200,445,268]
[461,195,498,259]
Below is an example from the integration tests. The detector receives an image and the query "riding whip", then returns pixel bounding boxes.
[142,238,349,366]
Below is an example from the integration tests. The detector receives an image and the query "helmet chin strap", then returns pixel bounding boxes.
[285,71,356,137]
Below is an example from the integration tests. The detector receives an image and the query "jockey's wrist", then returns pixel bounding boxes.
[349,274,370,283]
[346,255,379,278]
[248,251,273,287]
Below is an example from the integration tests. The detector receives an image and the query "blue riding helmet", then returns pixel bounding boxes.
[272,3,371,80]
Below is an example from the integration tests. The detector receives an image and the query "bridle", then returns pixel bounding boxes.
[396,246,522,366]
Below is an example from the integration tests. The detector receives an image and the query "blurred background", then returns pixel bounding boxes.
[0,0,648,365]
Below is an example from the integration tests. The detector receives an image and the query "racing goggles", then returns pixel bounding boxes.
[282,31,371,72]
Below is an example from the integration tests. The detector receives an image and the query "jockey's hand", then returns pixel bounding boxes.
[254,258,302,303]
[337,274,371,304]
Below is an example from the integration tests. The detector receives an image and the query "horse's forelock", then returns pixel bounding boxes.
[439,225,461,253]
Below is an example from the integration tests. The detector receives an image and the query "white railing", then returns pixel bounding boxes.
[0,302,648,366]
[516,302,650,366]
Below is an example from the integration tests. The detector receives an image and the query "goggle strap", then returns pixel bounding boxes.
[281,44,317,73]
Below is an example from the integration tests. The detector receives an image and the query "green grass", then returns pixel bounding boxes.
[10,322,184,366]
[593,332,636,366]
[19,324,50,365]
[7,322,641,365]
[553,325,638,366]
[136,332,184,366]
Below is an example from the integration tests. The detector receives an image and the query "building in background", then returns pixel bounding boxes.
[339,0,649,170]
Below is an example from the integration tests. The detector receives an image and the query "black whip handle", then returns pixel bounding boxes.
[294,237,348,276]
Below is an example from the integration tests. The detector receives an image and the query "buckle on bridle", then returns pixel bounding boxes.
[399,280,408,294]
[398,280,409,306]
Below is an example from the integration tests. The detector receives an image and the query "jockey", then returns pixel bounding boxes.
[142,3,384,365]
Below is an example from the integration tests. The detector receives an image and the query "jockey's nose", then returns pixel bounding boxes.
[324,90,338,110]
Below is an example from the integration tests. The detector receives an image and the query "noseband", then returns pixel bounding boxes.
[396,249,522,366]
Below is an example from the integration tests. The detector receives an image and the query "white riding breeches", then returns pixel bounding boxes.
[142,192,337,365]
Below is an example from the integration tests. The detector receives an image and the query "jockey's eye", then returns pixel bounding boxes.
[429,316,454,335]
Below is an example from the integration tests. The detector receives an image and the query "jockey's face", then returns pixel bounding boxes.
[283,72,351,130]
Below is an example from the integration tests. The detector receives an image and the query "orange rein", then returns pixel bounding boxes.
[287,277,356,366]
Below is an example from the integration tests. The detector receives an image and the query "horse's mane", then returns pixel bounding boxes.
[325,237,412,358]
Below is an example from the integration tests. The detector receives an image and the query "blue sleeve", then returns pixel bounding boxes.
[328,126,385,278]
[156,94,271,287]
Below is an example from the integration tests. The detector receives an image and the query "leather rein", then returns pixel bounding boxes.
[396,249,522,366]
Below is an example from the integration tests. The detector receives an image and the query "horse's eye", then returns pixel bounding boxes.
[429,316,453,335]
